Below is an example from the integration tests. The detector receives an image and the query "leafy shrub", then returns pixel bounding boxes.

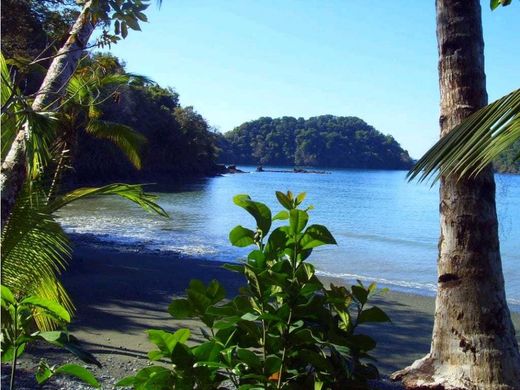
[118,191,390,389]
[1,285,101,389]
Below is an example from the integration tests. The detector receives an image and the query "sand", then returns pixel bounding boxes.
[7,241,520,389]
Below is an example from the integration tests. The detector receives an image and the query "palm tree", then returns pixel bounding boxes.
[47,56,148,200]
[1,0,154,222]
[392,1,520,388]
[1,53,168,330]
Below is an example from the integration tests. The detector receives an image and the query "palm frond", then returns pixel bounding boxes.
[25,110,58,180]
[98,73,130,87]
[2,52,58,179]
[408,88,520,183]
[1,51,13,107]
[126,72,154,85]
[49,183,169,217]
[86,120,146,168]
[1,188,73,329]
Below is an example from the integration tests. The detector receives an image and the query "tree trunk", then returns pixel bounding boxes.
[391,1,520,389]
[0,1,95,226]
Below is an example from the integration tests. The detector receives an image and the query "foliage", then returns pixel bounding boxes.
[490,0,512,10]
[118,191,390,389]
[219,116,413,170]
[1,285,101,389]
[494,140,520,173]
[1,52,57,181]
[71,54,220,183]
[408,88,520,182]
[1,183,167,330]
[59,55,148,171]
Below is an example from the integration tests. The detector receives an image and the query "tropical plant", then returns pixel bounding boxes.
[1,49,168,329]
[1,285,101,389]
[117,191,390,389]
[408,88,519,182]
[1,0,157,220]
[1,182,167,330]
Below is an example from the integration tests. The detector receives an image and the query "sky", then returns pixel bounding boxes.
[100,1,520,159]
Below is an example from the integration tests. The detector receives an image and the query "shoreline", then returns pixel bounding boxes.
[10,239,520,389]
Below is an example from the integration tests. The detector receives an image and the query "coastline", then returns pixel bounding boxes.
[11,240,520,388]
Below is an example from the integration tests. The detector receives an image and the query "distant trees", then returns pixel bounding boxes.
[1,0,154,221]
[70,54,219,183]
[219,115,413,169]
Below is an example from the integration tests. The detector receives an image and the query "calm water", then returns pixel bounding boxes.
[56,168,520,304]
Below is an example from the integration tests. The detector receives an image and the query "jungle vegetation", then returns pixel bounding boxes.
[218,116,414,170]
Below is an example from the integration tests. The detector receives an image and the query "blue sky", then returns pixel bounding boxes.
[100,1,520,158]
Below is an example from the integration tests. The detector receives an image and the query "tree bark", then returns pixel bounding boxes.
[391,1,520,389]
[0,1,95,226]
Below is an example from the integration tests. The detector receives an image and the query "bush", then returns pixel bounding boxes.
[0,285,101,389]
[118,191,390,389]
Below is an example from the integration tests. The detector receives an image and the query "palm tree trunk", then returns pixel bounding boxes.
[392,1,520,388]
[0,1,95,226]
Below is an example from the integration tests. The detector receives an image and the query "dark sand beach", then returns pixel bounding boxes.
[6,240,520,389]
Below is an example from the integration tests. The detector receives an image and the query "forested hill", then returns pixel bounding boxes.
[494,140,520,174]
[218,116,413,170]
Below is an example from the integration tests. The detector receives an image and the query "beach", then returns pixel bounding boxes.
[7,240,520,389]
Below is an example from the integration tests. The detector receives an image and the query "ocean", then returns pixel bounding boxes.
[56,167,520,304]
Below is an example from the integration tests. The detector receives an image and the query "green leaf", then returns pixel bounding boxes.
[300,224,337,250]
[289,209,309,235]
[124,15,141,31]
[21,296,70,322]
[233,195,272,235]
[244,266,262,298]
[168,299,193,319]
[295,192,306,205]
[247,250,266,268]
[276,191,293,210]
[121,21,128,38]
[1,285,15,304]
[147,350,164,361]
[265,355,282,375]
[135,11,148,22]
[213,316,242,329]
[229,225,255,247]
[193,340,222,362]
[1,344,26,363]
[54,364,100,388]
[358,306,391,324]
[273,210,289,220]
[237,349,261,368]
[351,285,368,306]
[35,362,53,384]
[116,376,135,386]
[38,332,101,367]
[491,0,512,9]
[207,279,226,302]
[241,312,259,321]
[265,227,289,256]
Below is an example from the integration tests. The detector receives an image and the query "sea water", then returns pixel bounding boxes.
[56,168,520,304]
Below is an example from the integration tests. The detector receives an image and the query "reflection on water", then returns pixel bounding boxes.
[56,168,520,303]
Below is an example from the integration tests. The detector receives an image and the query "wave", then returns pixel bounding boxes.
[337,231,436,249]
[315,269,437,295]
